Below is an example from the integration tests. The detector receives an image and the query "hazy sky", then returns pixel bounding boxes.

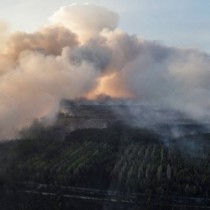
[1,0,210,52]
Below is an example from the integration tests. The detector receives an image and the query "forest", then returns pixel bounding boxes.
[0,116,210,209]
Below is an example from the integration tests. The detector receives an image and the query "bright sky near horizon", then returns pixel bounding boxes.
[1,0,210,52]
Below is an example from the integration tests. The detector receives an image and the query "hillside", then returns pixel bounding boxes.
[0,103,210,209]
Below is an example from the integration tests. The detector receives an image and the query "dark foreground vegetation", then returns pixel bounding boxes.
[0,122,210,209]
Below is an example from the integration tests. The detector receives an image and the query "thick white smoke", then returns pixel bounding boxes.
[0,3,210,139]
[50,4,119,42]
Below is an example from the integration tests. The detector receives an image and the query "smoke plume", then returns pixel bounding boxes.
[1,4,210,139]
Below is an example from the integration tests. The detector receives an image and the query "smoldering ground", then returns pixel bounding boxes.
[1,4,210,140]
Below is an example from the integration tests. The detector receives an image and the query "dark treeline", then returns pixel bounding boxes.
[0,123,210,209]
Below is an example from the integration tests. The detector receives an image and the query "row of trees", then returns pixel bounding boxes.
[0,126,208,198]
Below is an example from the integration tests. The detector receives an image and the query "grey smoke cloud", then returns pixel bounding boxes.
[0,48,99,139]
[6,25,78,59]
[0,3,210,139]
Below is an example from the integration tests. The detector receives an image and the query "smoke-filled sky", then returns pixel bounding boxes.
[1,0,210,52]
[1,3,210,139]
